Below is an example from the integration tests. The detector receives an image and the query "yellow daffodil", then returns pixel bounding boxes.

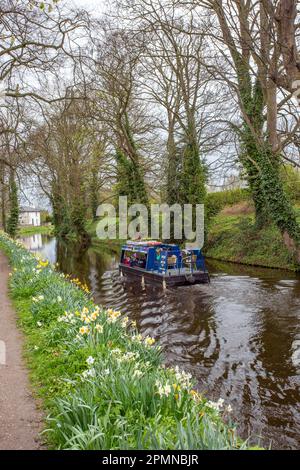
[79,326,90,335]
[144,336,155,346]
[38,260,49,268]
[107,309,121,323]
[91,311,99,321]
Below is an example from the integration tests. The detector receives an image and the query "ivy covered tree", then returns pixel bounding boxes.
[7,172,19,238]
[203,0,300,262]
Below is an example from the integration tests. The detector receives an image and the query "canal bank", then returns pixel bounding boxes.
[205,205,300,272]
[14,232,300,449]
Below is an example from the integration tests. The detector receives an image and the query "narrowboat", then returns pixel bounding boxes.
[119,241,210,288]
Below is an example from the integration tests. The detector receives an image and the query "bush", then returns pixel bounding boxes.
[282,166,300,204]
[206,188,249,219]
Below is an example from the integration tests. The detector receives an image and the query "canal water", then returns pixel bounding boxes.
[19,233,300,449]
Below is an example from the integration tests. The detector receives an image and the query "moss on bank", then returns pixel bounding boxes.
[18,225,54,237]
[205,205,300,272]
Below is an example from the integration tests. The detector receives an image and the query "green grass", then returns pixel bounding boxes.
[205,205,300,271]
[18,225,54,236]
[0,231,258,450]
[86,219,124,252]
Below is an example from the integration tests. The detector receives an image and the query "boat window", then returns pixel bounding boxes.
[132,253,147,268]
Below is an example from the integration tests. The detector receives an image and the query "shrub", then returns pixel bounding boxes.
[206,188,249,219]
[282,166,300,204]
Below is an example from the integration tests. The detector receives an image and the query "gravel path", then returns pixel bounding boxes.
[0,251,43,450]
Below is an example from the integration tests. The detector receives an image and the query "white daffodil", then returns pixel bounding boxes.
[86,356,95,365]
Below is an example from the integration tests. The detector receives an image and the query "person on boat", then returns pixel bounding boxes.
[130,253,138,267]
[123,255,131,266]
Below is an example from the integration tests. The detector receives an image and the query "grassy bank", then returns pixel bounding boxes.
[0,231,255,450]
[205,203,300,271]
[18,225,54,237]
[86,218,124,253]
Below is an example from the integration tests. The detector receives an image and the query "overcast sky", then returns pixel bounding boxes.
[68,0,105,15]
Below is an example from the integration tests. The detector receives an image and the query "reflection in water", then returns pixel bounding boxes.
[20,235,300,449]
[19,233,43,251]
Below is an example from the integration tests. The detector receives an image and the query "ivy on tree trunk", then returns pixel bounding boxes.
[7,171,19,238]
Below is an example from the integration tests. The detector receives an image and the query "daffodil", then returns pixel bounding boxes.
[79,326,90,335]
[132,334,143,343]
[156,381,171,398]
[144,336,155,347]
[91,311,98,321]
[38,260,49,268]
[172,383,181,392]
[86,356,95,365]
[121,316,129,328]
[206,398,224,412]
[133,369,143,378]
[107,309,121,323]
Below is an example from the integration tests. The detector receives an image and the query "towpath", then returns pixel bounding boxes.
[0,251,43,450]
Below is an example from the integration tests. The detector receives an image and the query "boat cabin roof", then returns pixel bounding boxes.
[122,241,179,253]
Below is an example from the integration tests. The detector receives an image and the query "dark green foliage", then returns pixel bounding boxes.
[237,74,300,253]
[181,140,206,206]
[205,210,300,271]
[239,79,269,228]
[51,192,71,238]
[166,137,181,206]
[164,122,207,242]
[90,172,99,221]
[206,188,249,218]
[282,166,300,204]
[115,149,148,206]
[7,172,19,238]
[51,190,90,245]
[258,148,300,245]
[115,112,149,207]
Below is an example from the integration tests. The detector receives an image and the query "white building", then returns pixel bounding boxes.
[19,206,41,227]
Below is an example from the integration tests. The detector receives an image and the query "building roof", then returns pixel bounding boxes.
[19,206,42,213]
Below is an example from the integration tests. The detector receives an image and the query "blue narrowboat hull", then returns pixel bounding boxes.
[119,263,210,287]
